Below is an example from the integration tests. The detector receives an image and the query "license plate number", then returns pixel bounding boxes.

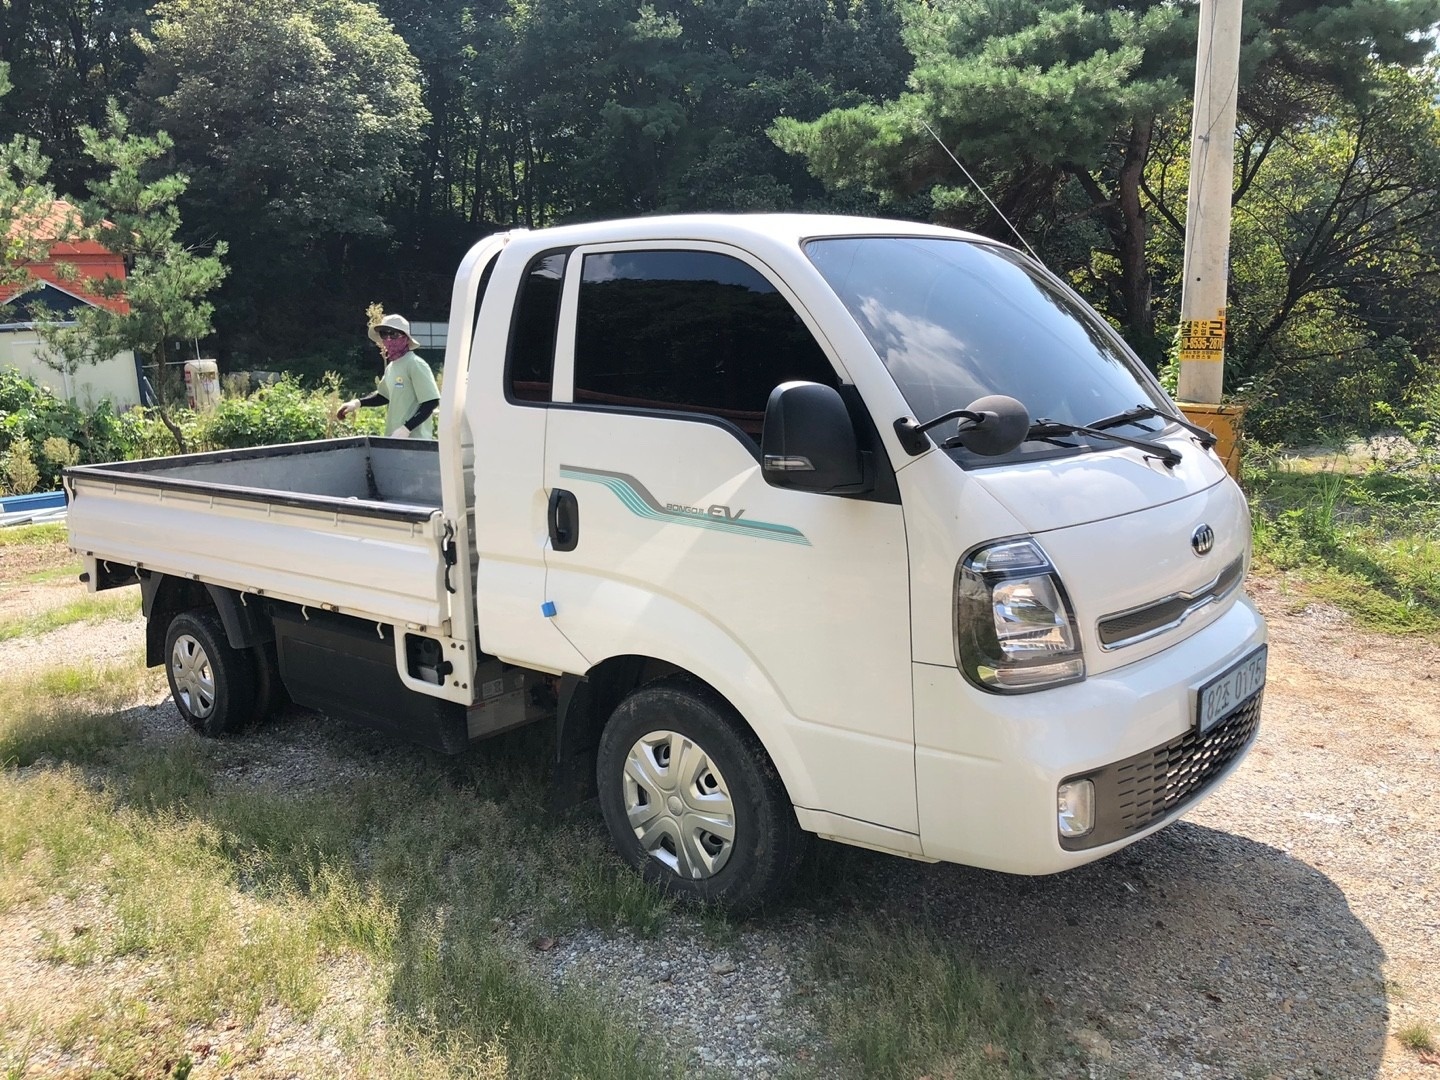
[1196,645,1267,733]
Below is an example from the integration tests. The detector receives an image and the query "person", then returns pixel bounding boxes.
[335,314,440,438]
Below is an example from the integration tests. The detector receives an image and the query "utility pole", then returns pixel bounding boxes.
[1177,0,1245,474]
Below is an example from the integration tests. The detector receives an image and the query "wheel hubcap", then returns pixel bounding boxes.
[170,633,216,719]
[622,729,736,879]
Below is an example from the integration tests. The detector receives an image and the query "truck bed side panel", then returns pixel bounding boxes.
[68,479,449,629]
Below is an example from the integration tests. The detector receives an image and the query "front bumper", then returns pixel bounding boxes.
[914,593,1266,873]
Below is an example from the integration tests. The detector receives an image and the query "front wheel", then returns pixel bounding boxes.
[596,677,810,915]
[164,609,255,736]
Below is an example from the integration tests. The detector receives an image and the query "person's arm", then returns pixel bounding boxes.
[401,397,439,433]
[337,391,387,420]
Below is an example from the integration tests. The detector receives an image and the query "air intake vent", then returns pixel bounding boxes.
[1060,692,1262,850]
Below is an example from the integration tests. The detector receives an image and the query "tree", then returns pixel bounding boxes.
[33,104,227,451]
[135,0,427,359]
[0,61,61,299]
[772,0,1440,365]
[1160,62,1440,438]
[0,0,151,189]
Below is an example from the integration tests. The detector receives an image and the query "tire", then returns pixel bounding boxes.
[163,608,256,736]
[249,640,290,723]
[596,676,811,915]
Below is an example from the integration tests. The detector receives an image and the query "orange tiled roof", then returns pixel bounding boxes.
[1,199,129,315]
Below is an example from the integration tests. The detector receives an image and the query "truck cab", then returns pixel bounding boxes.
[451,215,1265,906]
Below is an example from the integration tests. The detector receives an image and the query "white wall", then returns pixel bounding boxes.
[0,332,141,409]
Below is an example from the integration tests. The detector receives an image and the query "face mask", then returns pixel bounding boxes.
[383,334,409,361]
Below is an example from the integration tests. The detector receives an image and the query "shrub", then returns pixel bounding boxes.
[41,436,82,470]
[0,368,396,477]
[1,435,41,495]
[197,373,367,448]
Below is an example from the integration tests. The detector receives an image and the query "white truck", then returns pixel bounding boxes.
[66,214,1267,913]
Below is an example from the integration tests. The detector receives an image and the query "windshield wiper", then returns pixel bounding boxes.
[1089,405,1218,450]
[1025,417,1183,468]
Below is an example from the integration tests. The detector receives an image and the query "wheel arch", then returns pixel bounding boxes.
[552,651,814,814]
[140,573,273,667]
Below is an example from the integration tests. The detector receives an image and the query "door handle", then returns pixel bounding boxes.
[548,488,579,552]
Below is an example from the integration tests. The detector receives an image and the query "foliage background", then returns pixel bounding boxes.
[0,0,1438,447]
[0,368,382,495]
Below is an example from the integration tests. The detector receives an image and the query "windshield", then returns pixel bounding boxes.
[805,236,1170,464]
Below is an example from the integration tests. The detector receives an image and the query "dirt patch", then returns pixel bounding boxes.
[0,542,86,623]
[0,542,77,580]
[1,613,146,678]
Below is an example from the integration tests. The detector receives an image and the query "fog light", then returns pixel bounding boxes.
[1057,779,1095,838]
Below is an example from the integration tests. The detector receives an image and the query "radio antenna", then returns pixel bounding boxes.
[917,117,1044,266]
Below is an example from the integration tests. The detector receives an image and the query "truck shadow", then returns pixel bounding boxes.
[791,821,1389,1078]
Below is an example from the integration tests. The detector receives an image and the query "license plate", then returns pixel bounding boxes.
[1196,645,1267,734]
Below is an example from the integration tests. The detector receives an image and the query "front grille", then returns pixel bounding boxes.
[1060,691,1262,850]
[1097,557,1246,649]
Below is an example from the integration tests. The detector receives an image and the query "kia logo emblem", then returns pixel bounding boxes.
[1191,524,1215,556]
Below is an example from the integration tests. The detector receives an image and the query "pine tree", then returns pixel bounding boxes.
[34,103,227,452]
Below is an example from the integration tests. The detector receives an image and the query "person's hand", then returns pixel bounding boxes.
[389,426,410,439]
[336,398,360,420]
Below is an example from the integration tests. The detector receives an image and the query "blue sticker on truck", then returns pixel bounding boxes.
[559,466,811,546]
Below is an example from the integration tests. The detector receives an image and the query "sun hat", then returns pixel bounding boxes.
[368,313,421,349]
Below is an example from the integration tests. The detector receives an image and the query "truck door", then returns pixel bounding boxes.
[466,245,591,677]
[539,243,917,835]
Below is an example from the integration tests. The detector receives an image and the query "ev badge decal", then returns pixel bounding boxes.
[559,466,810,546]
[666,501,745,521]
[1191,523,1215,557]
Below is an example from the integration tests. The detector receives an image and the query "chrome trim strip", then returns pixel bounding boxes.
[1097,558,1244,651]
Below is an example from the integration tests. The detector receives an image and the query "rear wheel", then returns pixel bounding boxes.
[164,609,255,736]
[596,677,810,915]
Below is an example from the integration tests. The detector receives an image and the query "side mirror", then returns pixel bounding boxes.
[761,381,870,494]
[949,395,1030,456]
[893,394,1030,457]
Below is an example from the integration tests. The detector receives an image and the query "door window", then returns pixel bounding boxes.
[572,249,837,440]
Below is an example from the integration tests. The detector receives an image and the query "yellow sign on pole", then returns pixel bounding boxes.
[1179,312,1227,363]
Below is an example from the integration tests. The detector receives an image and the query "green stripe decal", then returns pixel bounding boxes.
[559,466,810,546]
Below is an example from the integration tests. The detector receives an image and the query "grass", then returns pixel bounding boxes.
[0,657,162,767]
[1246,444,1440,635]
[16,560,83,584]
[0,664,684,1078]
[0,522,67,546]
[1398,1023,1437,1053]
[0,653,1068,1079]
[808,922,1061,1079]
[0,590,141,642]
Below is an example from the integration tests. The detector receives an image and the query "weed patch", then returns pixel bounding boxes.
[0,659,157,767]
[0,591,141,643]
[1399,1023,1437,1053]
[0,652,1070,1079]
[0,522,67,547]
[1248,452,1440,635]
[0,671,680,1079]
[809,920,1062,1078]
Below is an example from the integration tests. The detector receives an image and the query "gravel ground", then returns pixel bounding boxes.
[502,575,1440,1079]
[2,572,1437,1079]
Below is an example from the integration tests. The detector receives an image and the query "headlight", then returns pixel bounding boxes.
[955,538,1085,692]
